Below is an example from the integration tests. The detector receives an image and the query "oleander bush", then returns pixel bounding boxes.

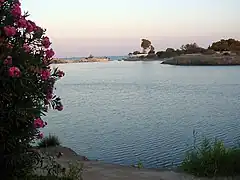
[0,0,65,178]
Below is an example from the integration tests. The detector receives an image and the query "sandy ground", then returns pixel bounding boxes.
[37,146,238,180]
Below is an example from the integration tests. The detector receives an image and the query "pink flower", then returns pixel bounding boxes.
[26,20,36,33]
[57,70,65,78]
[4,26,16,37]
[34,118,44,128]
[37,132,44,139]
[56,105,63,111]
[46,92,53,100]
[45,48,55,59]
[9,66,21,77]
[18,17,28,28]
[46,87,53,100]
[3,56,12,65]
[42,37,51,48]
[42,58,48,65]
[26,23,33,32]
[23,43,31,53]
[40,69,50,80]
[11,3,21,17]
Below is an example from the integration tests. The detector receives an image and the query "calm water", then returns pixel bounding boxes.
[59,56,126,61]
[45,61,240,168]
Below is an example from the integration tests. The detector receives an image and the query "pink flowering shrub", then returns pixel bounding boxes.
[0,0,64,178]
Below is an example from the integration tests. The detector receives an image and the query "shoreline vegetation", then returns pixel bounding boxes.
[125,38,240,65]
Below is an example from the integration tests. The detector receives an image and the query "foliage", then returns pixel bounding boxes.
[137,161,143,169]
[156,43,206,58]
[63,161,84,180]
[156,50,178,58]
[38,134,61,148]
[136,38,240,58]
[181,137,240,177]
[131,160,144,169]
[140,39,151,53]
[0,0,64,178]
[180,43,206,54]
[209,38,240,52]
[165,48,175,53]
[35,152,83,180]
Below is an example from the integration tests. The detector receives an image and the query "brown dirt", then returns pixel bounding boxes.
[37,146,238,180]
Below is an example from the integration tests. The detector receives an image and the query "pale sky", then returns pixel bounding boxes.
[21,0,239,57]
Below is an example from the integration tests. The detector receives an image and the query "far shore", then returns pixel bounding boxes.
[52,54,240,66]
[161,54,240,66]
[123,53,240,66]
[51,57,109,64]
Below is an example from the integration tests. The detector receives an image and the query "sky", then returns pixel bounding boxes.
[21,0,240,57]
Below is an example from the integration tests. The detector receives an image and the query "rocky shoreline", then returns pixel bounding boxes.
[51,57,109,64]
[161,54,240,66]
[35,146,239,180]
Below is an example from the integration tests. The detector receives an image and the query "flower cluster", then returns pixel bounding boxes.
[0,0,65,140]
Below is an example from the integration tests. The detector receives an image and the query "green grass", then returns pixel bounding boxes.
[38,134,61,148]
[180,137,240,177]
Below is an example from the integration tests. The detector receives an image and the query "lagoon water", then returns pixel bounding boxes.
[45,61,240,168]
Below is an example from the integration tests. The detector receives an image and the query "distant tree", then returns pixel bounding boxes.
[128,52,133,56]
[166,48,175,53]
[141,39,151,53]
[175,49,183,55]
[156,51,164,57]
[209,39,240,52]
[156,50,177,58]
[180,43,205,54]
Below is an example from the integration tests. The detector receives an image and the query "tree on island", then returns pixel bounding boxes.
[209,38,240,52]
[180,43,205,54]
[166,48,175,53]
[131,38,240,59]
[141,39,152,53]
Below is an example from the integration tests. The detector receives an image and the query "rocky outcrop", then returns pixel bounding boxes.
[161,54,240,66]
[51,57,109,64]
